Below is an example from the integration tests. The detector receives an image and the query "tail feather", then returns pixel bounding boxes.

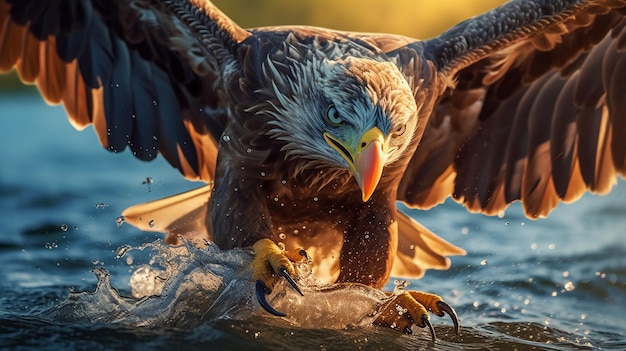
[391,210,466,279]
[121,184,213,245]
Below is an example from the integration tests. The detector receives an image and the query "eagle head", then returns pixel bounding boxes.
[264,53,418,201]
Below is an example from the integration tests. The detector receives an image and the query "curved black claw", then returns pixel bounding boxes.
[436,300,460,335]
[422,314,436,341]
[255,280,286,317]
[277,266,303,296]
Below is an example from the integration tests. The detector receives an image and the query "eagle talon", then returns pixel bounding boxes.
[422,314,436,341]
[255,280,286,317]
[277,266,303,296]
[373,290,459,340]
[436,300,459,335]
[252,239,307,316]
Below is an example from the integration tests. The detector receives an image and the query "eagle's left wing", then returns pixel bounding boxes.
[0,0,250,182]
[394,0,626,218]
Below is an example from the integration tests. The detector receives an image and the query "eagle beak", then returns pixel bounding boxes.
[324,127,386,202]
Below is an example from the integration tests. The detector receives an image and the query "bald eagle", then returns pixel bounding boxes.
[1,0,625,338]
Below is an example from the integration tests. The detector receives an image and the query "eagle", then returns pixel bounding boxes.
[2,0,625,339]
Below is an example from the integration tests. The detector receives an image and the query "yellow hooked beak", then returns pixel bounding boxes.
[324,127,386,202]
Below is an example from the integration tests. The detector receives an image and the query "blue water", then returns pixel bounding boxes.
[0,93,625,350]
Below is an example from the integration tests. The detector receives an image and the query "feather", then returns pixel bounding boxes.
[392,210,465,280]
[103,38,133,152]
[122,185,212,246]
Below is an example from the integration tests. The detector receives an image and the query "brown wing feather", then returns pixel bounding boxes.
[398,3,626,218]
[0,0,248,182]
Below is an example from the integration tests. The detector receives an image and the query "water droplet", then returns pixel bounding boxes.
[116,216,126,228]
[60,224,68,232]
[548,243,556,250]
[564,281,575,291]
[480,259,488,265]
[148,220,155,228]
[461,227,469,235]
[392,280,409,295]
[44,242,58,249]
[246,148,252,153]
[95,203,109,209]
[115,244,132,259]
[278,233,286,240]
[260,171,266,177]
[395,304,408,316]
[293,229,299,235]
[222,135,231,142]
[313,197,318,202]
[142,177,153,185]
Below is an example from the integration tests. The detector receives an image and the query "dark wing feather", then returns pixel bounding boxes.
[396,0,626,218]
[0,0,249,182]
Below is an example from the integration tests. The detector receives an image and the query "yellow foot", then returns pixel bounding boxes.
[252,238,308,316]
[373,290,459,340]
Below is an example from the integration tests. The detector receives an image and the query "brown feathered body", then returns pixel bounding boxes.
[207,30,437,286]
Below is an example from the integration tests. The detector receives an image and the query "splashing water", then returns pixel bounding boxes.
[43,240,388,331]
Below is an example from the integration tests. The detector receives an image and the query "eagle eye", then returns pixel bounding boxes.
[326,105,343,126]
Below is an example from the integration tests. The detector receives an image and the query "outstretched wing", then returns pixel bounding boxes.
[395,0,626,218]
[0,0,250,182]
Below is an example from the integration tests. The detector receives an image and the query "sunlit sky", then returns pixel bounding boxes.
[212,0,505,39]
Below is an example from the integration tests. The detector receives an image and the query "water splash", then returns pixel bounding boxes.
[43,239,388,330]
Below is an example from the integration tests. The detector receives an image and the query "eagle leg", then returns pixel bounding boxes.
[373,290,459,340]
[252,238,305,316]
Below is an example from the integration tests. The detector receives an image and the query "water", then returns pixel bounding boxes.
[0,93,625,350]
